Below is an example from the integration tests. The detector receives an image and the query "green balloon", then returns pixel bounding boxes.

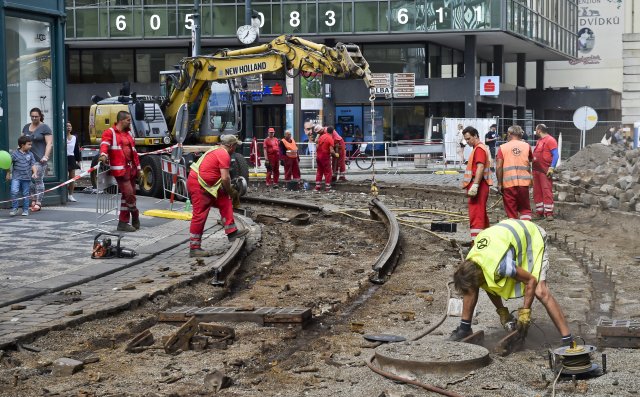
[0,150,11,170]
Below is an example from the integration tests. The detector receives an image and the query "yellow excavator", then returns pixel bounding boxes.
[88,35,373,197]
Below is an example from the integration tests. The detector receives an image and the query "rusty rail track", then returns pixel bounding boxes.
[238,195,402,286]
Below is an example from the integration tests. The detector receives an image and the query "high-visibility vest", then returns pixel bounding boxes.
[500,140,532,188]
[461,143,493,188]
[190,146,225,198]
[466,219,544,299]
[281,138,298,158]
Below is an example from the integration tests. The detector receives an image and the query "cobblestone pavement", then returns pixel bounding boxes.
[0,169,454,348]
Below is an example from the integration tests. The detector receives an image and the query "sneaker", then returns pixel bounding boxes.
[448,326,473,341]
[9,209,21,217]
[545,215,554,221]
[227,228,250,242]
[189,248,212,258]
[116,221,137,232]
[68,195,77,202]
[21,210,29,217]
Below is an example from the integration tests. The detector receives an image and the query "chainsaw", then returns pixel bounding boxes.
[91,232,137,259]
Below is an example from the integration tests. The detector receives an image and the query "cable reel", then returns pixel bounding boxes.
[548,338,606,378]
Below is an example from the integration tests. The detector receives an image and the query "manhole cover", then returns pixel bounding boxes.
[375,336,490,376]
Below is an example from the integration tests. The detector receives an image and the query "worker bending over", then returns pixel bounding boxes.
[187,135,249,257]
[449,219,572,346]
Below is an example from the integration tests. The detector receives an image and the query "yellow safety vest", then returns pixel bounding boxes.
[466,219,544,300]
[500,140,532,188]
[190,146,225,198]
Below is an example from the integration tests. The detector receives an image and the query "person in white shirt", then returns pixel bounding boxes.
[66,122,81,202]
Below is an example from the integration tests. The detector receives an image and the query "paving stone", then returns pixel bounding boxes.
[52,357,84,377]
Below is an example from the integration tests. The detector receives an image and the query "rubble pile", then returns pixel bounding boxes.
[555,144,640,212]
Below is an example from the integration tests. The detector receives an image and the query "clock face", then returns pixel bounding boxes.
[236,25,258,45]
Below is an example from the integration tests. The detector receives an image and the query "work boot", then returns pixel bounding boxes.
[117,221,137,232]
[448,326,473,341]
[189,248,212,258]
[339,176,347,182]
[545,215,554,221]
[532,214,545,221]
[132,218,140,230]
[227,228,250,242]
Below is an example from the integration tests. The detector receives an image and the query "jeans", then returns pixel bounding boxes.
[11,179,31,211]
[30,162,48,205]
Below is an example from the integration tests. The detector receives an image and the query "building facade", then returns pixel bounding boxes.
[63,0,577,145]
[1,0,67,204]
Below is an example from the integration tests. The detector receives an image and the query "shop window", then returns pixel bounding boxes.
[390,106,426,141]
[80,49,134,83]
[4,16,57,177]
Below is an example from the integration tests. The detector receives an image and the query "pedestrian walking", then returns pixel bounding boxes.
[461,126,493,243]
[66,122,81,202]
[187,135,249,257]
[456,123,466,165]
[314,125,336,192]
[496,125,533,220]
[449,219,573,347]
[281,129,301,182]
[263,127,280,188]
[98,111,141,232]
[329,126,347,182]
[485,124,498,159]
[21,107,52,212]
[532,124,558,221]
[7,136,37,217]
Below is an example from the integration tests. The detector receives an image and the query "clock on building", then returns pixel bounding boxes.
[236,25,259,45]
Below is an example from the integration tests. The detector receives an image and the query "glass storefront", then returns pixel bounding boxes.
[4,16,56,176]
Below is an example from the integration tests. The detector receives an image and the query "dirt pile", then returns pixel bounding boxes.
[555,143,640,211]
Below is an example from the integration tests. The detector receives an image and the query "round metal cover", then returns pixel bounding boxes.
[363,334,406,343]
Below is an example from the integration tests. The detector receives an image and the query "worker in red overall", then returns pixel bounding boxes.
[98,111,141,233]
[263,127,280,188]
[187,135,249,257]
[281,129,301,181]
[496,125,533,220]
[532,124,559,221]
[329,126,347,182]
[460,126,493,242]
[314,125,336,191]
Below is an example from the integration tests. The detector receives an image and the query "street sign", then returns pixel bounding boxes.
[393,73,415,98]
[371,73,392,98]
[573,106,598,131]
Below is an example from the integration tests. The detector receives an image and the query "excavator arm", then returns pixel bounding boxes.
[164,35,373,137]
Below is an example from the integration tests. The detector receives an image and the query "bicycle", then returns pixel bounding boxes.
[345,143,373,170]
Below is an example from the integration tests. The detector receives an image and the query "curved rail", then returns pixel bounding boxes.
[242,195,402,285]
[368,198,403,284]
[209,216,250,286]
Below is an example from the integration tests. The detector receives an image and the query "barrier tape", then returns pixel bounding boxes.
[0,144,179,205]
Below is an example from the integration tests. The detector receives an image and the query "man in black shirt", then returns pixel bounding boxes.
[485,124,498,159]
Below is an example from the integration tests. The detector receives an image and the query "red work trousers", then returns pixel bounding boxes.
[332,147,347,175]
[502,185,532,220]
[115,166,139,223]
[467,180,490,240]
[187,175,237,250]
[283,156,301,180]
[533,170,554,216]
[265,154,280,185]
[315,156,332,188]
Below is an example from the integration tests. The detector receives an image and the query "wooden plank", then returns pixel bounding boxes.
[125,329,154,353]
[158,307,311,326]
[164,317,199,354]
[199,323,235,339]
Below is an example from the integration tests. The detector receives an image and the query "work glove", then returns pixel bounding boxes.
[497,307,515,331]
[467,183,479,197]
[546,167,554,178]
[98,155,108,164]
[516,308,531,335]
[333,152,340,158]
[228,186,240,209]
[264,160,271,172]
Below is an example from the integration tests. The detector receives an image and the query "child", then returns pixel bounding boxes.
[6,136,37,216]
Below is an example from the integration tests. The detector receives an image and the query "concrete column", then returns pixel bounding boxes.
[536,60,545,90]
[516,53,526,120]
[493,45,504,82]
[464,35,477,118]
